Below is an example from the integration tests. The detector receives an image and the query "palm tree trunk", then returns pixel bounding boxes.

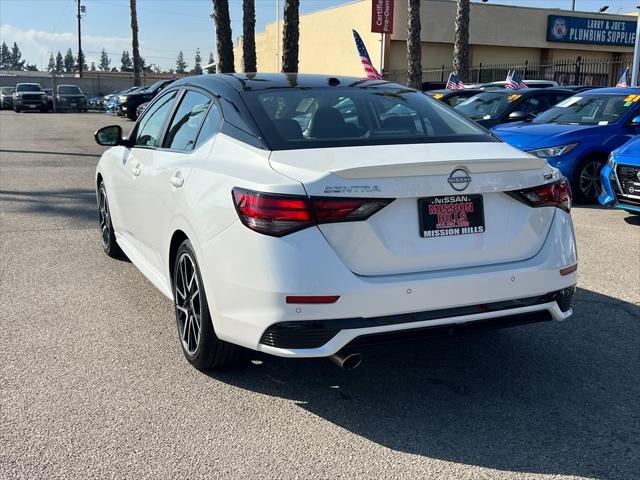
[242,0,257,72]
[407,0,422,89]
[281,0,300,73]
[453,0,470,82]
[130,0,141,86]
[213,0,235,73]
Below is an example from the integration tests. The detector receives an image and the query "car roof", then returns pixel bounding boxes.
[475,87,572,95]
[171,73,400,94]
[580,87,640,95]
[428,88,483,95]
[484,80,558,85]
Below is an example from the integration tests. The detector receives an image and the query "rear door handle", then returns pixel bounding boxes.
[170,173,184,188]
[131,166,141,177]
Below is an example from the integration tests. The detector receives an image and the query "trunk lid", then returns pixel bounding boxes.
[269,142,559,276]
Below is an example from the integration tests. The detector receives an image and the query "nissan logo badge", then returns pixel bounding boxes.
[447,168,471,191]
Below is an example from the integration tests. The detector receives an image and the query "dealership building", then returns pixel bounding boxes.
[235,0,638,85]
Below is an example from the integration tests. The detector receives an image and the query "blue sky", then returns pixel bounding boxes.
[1,0,638,70]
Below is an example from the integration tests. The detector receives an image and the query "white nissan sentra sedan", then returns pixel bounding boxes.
[94,73,577,370]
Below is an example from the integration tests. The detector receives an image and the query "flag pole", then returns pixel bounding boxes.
[379,33,384,76]
[631,5,639,87]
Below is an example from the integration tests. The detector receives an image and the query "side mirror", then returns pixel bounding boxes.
[630,115,640,127]
[507,110,530,122]
[94,125,124,146]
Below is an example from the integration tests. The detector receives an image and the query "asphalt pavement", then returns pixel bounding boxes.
[0,110,638,480]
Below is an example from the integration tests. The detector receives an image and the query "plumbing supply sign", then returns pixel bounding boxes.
[547,15,637,46]
[371,0,394,34]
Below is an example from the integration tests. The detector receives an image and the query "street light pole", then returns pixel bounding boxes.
[77,0,83,78]
[632,6,640,87]
[572,0,576,11]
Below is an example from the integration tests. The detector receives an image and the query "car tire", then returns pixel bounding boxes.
[14,107,21,113]
[97,182,124,259]
[572,157,604,204]
[173,240,240,370]
[127,110,137,121]
[40,106,49,113]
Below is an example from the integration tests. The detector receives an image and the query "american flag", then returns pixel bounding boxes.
[506,70,528,89]
[615,67,628,88]
[352,30,383,80]
[446,73,465,90]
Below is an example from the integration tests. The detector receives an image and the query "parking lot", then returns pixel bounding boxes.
[0,110,638,480]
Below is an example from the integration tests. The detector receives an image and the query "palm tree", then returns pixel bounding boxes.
[130,0,142,86]
[281,0,300,73]
[407,0,422,89]
[212,0,235,73]
[243,0,257,72]
[453,0,470,82]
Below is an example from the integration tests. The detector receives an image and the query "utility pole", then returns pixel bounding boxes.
[275,0,280,71]
[632,5,640,87]
[77,0,83,77]
[572,0,576,10]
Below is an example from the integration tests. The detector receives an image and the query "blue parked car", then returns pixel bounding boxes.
[492,88,640,202]
[599,135,640,214]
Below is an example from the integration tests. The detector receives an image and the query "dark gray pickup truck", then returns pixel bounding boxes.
[55,84,87,112]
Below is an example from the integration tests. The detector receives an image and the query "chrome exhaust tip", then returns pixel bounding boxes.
[329,351,363,370]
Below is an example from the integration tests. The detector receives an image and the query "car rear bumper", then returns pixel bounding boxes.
[198,208,577,357]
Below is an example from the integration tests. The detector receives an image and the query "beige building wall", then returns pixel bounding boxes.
[468,45,540,65]
[236,1,380,75]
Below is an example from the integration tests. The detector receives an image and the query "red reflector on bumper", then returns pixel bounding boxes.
[286,295,340,304]
[559,264,577,276]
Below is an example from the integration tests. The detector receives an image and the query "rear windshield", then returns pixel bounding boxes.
[16,84,42,92]
[58,85,82,94]
[243,87,494,150]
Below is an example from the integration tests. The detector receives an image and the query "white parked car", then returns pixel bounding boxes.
[95,74,578,371]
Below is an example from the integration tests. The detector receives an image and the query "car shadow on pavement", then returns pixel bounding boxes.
[210,287,639,479]
[623,214,639,226]
[0,148,101,158]
[0,188,98,227]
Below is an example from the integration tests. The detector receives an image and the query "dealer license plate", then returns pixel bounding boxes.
[418,194,485,238]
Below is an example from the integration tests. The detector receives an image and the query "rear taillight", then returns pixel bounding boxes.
[232,188,393,236]
[507,180,571,213]
[312,198,391,224]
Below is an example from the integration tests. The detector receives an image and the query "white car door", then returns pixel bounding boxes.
[131,88,217,278]
[118,90,180,269]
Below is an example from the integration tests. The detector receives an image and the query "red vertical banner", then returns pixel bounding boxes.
[371,0,394,34]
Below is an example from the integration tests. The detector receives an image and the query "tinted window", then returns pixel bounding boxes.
[519,95,545,115]
[1,87,14,94]
[444,93,475,107]
[16,84,41,92]
[245,87,491,150]
[134,92,177,148]
[144,80,171,94]
[195,101,223,148]
[164,91,211,151]
[58,86,82,94]
[456,92,515,120]
[533,94,638,125]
